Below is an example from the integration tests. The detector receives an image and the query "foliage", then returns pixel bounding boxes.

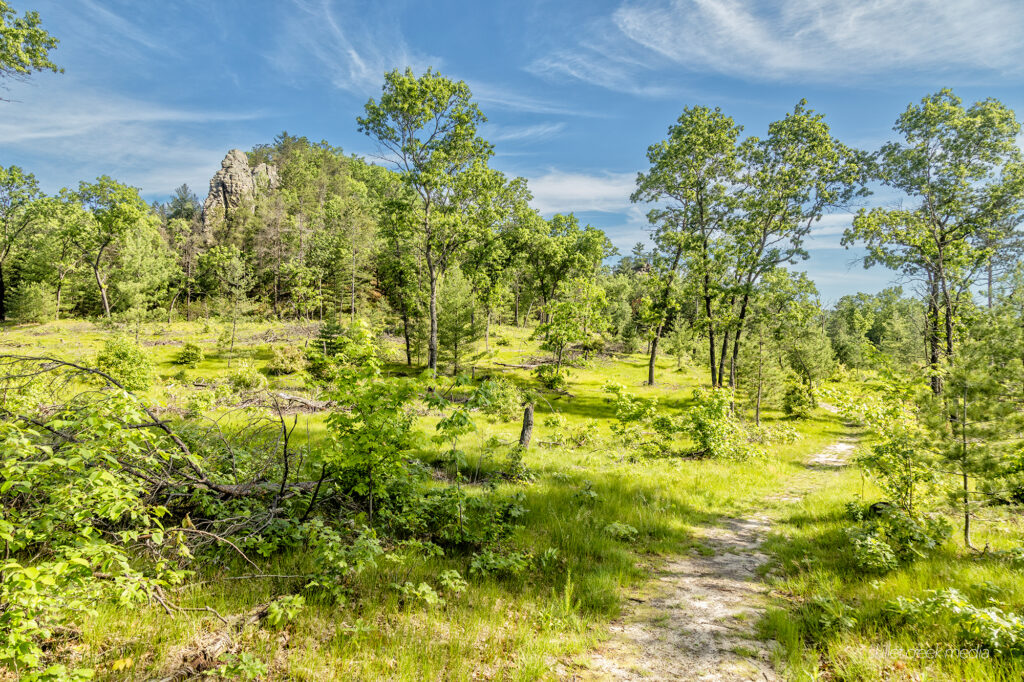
[266,343,305,375]
[603,522,639,543]
[227,360,266,391]
[0,394,187,676]
[173,341,204,368]
[478,375,522,422]
[95,335,153,390]
[469,548,531,578]
[8,281,55,323]
[846,504,950,573]
[0,1,61,81]
[603,382,678,456]
[681,388,762,460]
[534,363,567,391]
[782,381,815,417]
[887,588,1024,656]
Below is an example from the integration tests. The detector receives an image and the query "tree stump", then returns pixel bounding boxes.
[518,404,534,449]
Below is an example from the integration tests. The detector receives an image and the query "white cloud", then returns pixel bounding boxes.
[271,0,442,95]
[487,122,567,143]
[469,83,588,116]
[526,169,637,215]
[0,82,260,197]
[530,0,1024,93]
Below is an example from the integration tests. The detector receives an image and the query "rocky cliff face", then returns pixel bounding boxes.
[202,149,279,230]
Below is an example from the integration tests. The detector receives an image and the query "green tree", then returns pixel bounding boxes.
[358,68,492,373]
[73,177,149,318]
[198,245,253,363]
[0,165,44,319]
[845,90,1024,395]
[437,268,481,375]
[719,101,869,388]
[632,106,741,386]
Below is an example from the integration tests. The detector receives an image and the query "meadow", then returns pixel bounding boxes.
[4,318,1022,681]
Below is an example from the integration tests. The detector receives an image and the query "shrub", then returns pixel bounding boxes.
[96,336,153,391]
[267,344,305,375]
[887,588,1024,655]
[682,388,762,460]
[174,341,204,367]
[8,282,56,323]
[534,363,567,391]
[782,381,816,417]
[846,505,950,573]
[747,423,801,444]
[604,383,677,455]
[479,376,523,421]
[604,521,639,543]
[469,548,532,578]
[228,360,266,391]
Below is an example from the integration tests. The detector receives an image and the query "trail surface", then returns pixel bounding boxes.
[571,438,856,681]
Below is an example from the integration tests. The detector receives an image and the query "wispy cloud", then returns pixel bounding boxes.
[469,83,588,116]
[78,0,171,54]
[526,169,637,215]
[0,82,262,197]
[526,17,677,96]
[487,122,567,143]
[271,0,442,95]
[530,0,1024,93]
[614,0,1024,80]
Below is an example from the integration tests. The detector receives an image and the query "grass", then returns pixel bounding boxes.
[4,318,1023,680]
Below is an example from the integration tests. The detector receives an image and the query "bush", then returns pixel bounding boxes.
[267,344,305,375]
[604,521,639,543]
[174,341,204,367]
[534,364,567,391]
[747,423,800,444]
[479,376,523,421]
[682,388,762,460]
[228,360,266,391]
[8,282,56,323]
[887,588,1024,656]
[469,548,532,578]
[846,505,950,573]
[782,382,816,417]
[96,336,153,391]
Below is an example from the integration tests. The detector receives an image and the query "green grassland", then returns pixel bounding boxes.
[2,319,1022,681]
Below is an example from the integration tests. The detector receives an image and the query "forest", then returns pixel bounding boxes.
[4,2,1024,681]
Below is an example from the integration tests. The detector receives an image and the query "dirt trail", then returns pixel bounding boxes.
[570,438,856,681]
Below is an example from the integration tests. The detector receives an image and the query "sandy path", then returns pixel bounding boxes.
[568,438,855,681]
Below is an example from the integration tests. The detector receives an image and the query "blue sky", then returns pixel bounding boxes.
[4,0,1024,301]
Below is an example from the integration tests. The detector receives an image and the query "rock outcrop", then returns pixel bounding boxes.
[202,149,279,230]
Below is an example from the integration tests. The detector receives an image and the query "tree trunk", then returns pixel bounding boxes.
[55,276,64,320]
[717,329,730,388]
[427,266,438,373]
[485,309,491,351]
[94,264,111,318]
[401,309,412,366]
[0,262,6,321]
[927,275,942,395]
[648,331,660,386]
[514,281,520,326]
[518,404,534,449]
[703,284,717,386]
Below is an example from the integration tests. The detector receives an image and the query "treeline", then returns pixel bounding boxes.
[2,79,1022,414]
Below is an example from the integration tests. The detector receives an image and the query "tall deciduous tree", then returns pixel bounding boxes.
[633,106,741,386]
[0,165,43,319]
[73,177,149,318]
[845,89,1024,395]
[358,68,492,373]
[719,101,869,387]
